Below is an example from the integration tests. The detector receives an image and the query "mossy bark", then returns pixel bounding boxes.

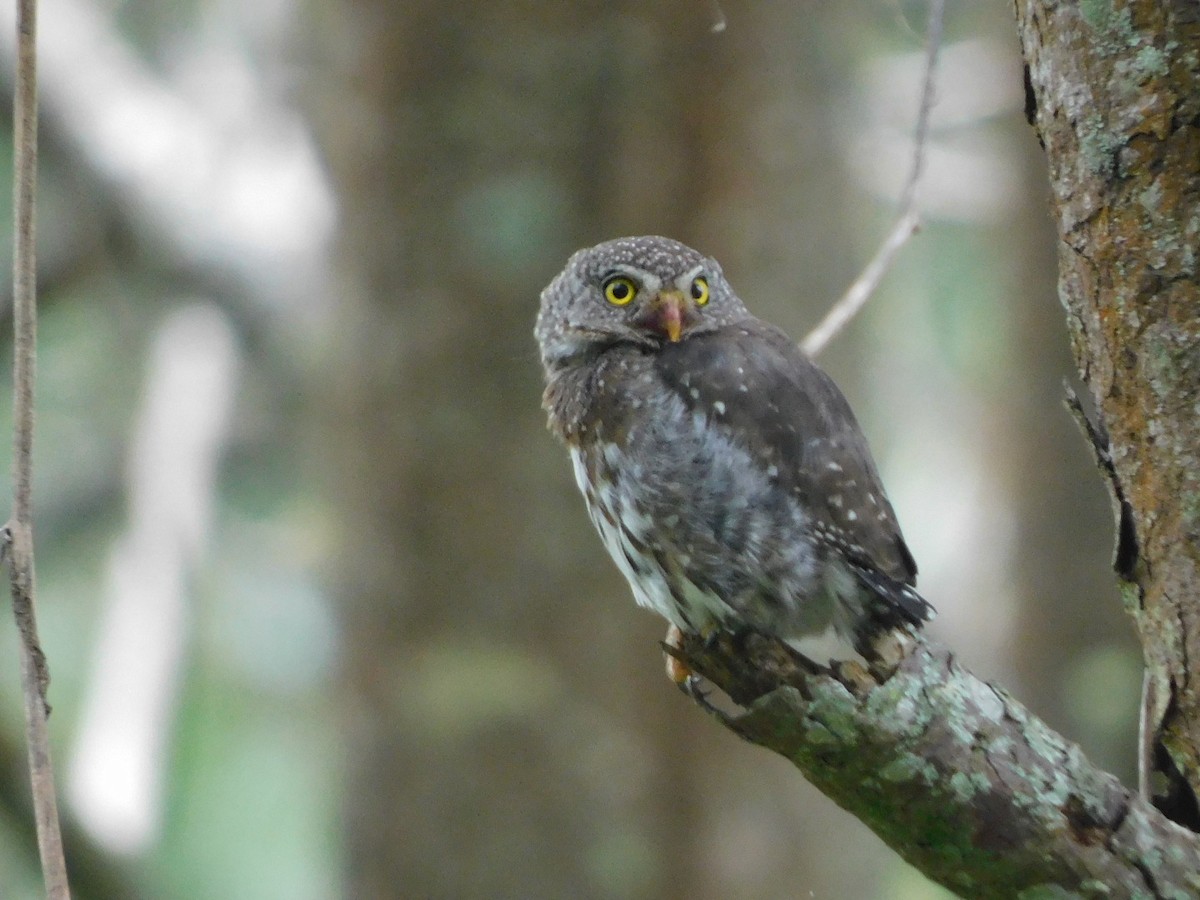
[680,631,1200,897]
[1015,0,1200,825]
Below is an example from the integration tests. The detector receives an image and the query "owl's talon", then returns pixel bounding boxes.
[665,627,720,711]
[665,652,692,684]
[663,623,694,684]
[683,674,708,700]
[678,673,716,709]
[679,673,736,725]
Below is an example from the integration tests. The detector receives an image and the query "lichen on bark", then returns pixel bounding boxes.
[1015,0,1200,826]
[680,630,1200,897]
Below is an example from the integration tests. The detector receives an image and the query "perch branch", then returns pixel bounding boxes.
[677,630,1200,898]
[801,0,943,357]
[6,0,70,896]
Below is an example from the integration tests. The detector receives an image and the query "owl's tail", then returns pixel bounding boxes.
[850,563,936,632]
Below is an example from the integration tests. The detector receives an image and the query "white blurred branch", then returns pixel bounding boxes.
[68,304,240,854]
[0,0,335,305]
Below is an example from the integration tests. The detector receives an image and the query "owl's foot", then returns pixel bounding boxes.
[663,624,693,684]
[679,673,713,705]
[664,625,737,720]
[663,625,712,700]
[663,623,729,681]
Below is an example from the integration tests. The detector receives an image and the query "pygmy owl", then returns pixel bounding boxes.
[536,236,932,661]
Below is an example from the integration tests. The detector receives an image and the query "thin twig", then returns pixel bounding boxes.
[801,0,945,357]
[896,0,943,213]
[8,0,70,896]
[800,211,920,357]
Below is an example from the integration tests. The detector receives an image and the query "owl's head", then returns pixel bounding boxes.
[536,235,749,368]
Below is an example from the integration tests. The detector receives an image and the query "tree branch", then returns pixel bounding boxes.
[6,0,70,895]
[800,211,920,357]
[801,0,943,357]
[677,631,1200,898]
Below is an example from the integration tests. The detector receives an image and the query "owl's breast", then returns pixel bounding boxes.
[570,374,829,635]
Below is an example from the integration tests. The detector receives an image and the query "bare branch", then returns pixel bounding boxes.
[800,211,919,357]
[0,0,332,304]
[7,0,70,895]
[679,630,1200,898]
[802,0,944,357]
[11,1,36,528]
[896,0,943,214]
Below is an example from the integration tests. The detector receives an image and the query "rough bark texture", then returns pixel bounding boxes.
[1014,0,1200,824]
[680,631,1200,898]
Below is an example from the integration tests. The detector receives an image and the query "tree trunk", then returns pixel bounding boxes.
[1015,0,1200,827]
[312,3,746,896]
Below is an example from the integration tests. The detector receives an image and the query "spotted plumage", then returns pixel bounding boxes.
[536,235,932,651]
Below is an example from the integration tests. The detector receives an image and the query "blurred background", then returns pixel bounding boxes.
[0,1,1142,898]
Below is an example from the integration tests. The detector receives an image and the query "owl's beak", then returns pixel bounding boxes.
[639,289,690,342]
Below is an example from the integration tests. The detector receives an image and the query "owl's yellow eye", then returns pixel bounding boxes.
[603,276,638,306]
[690,276,710,306]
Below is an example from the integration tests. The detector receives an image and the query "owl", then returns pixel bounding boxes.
[536,236,931,665]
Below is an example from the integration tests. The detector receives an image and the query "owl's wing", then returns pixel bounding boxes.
[654,319,927,624]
